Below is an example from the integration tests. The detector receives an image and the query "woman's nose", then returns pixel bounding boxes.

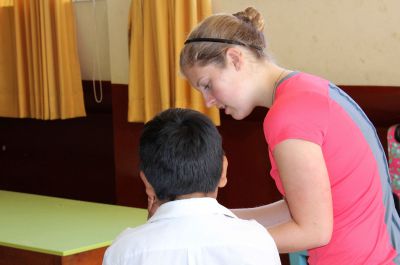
[202,91,216,108]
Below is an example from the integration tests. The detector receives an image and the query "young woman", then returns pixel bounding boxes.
[179,7,400,265]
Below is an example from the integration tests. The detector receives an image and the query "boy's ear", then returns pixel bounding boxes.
[218,156,228,188]
[226,47,243,71]
[139,171,160,219]
[139,171,156,199]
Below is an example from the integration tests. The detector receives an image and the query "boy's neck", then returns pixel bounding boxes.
[175,191,217,200]
[149,191,219,219]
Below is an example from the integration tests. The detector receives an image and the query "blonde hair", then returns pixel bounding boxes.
[180,7,268,70]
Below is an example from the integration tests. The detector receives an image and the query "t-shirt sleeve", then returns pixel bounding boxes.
[264,91,329,152]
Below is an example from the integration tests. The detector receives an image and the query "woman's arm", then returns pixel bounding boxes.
[269,139,333,253]
[232,199,292,228]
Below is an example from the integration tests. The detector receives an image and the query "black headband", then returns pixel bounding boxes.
[184,37,263,51]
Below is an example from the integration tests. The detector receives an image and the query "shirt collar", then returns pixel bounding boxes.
[148,197,237,223]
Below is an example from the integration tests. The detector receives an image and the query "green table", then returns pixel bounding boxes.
[0,190,147,265]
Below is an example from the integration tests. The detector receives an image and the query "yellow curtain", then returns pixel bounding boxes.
[128,0,220,125]
[0,0,85,119]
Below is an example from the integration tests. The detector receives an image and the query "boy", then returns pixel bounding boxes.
[103,108,281,265]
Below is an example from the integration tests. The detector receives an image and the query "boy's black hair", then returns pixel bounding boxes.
[139,108,224,201]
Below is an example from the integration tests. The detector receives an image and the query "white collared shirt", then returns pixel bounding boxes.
[103,198,281,265]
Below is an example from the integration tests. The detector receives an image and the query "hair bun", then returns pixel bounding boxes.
[233,7,264,32]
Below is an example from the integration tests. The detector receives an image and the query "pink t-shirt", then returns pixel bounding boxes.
[264,72,399,264]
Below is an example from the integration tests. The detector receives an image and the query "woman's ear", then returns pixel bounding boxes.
[218,156,228,188]
[226,47,243,71]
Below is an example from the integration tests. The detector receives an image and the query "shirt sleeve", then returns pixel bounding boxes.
[264,91,330,152]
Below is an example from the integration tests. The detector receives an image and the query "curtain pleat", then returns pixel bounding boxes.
[0,0,85,120]
[128,0,219,125]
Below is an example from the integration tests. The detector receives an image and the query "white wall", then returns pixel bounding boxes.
[105,0,131,84]
[74,0,400,86]
[213,0,400,86]
[74,0,111,81]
